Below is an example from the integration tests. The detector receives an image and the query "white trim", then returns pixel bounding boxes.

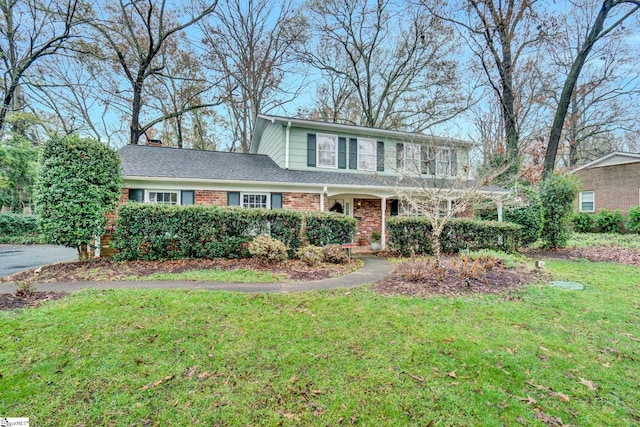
[381,197,387,250]
[240,192,270,209]
[579,191,595,213]
[316,133,339,169]
[146,190,180,205]
[571,152,640,173]
[285,121,291,169]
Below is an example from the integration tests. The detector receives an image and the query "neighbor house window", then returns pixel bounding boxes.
[317,133,338,168]
[437,149,453,176]
[357,138,377,171]
[403,143,421,174]
[579,191,594,212]
[242,193,269,209]
[148,191,178,205]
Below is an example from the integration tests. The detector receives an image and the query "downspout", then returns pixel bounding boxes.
[381,197,387,250]
[320,186,327,211]
[497,199,503,222]
[285,121,291,169]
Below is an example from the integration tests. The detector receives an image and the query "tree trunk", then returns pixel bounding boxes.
[78,243,89,261]
[542,0,615,179]
[130,75,145,145]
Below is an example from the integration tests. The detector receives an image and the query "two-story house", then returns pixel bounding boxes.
[119,114,508,250]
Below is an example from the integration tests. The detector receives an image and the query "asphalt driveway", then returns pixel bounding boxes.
[0,244,78,277]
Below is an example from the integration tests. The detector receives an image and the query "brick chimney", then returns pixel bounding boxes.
[146,138,162,147]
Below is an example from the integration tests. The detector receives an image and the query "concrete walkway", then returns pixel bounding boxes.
[0,256,394,294]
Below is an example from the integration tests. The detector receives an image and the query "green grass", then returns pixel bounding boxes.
[1,260,639,426]
[127,268,284,283]
[567,232,640,250]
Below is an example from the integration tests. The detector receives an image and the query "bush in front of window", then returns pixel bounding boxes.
[594,209,623,234]
[112,204,302,260]
[304,212,357,246]
[571,212,595,233]
[627,206,640,234]
[387,217,522,256]
[248,235,288,264]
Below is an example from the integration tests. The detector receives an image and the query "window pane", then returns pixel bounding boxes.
[403,143,421,174]
[149,191,178,205]
[436,149,451,176]
[242,193,268,209]
[358,138,376,171]
[580,191,594,212]
[317,134,338,167]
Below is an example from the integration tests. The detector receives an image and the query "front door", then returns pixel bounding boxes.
[328,198,352,216]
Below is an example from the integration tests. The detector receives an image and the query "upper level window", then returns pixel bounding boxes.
[403,143,421,174]
[579,191,594,212]
[357,138,377,171]
[148,191,178,205]
[437,149,453,177]
[317,133,338,168]
[242,193,269,209]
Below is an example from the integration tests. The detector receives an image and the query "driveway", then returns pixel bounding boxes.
[0,244,78,277]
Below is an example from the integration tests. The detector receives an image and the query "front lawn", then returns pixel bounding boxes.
[1,260,638,426]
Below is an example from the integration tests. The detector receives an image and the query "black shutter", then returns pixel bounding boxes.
[227,192,240,206]
[396,143,404,169]
[128,189,144,202]
[181,190,195,205]
[450,150,457,176]
[307,134,316,167]
[349,138,358,169]
[377,141,385,171]
[338,137,347,169]
[271,193,282,209]
[429,147,436,175]
[420,146,428,174]
[390,199,399,216]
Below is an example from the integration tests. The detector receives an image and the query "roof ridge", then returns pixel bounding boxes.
[122,144,270,157]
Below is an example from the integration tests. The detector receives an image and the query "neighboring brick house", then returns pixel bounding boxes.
[117,114,508,251]
[572,152,640,214]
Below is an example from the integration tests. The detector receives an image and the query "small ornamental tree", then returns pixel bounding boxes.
[35,135,122,260]
[539,174,580,249]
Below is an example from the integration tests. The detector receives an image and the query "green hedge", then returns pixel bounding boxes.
[387,217,522,256]
[304,212,357,246]
[627,206,640,233]
[0,213,42,244]
[112,204,303,261]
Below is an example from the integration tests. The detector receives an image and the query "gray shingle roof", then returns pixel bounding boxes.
[119,144,507,193]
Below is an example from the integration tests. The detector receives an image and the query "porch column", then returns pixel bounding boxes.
[381,197,387,250]
[497,199,503,222]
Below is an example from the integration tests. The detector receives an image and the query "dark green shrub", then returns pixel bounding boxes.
[540,175,580,249]
[0,213,42,244]
[296,245,324,266]
[305,212,357,246]
[387,217,522,256]
[627,206,640,233]
[572,212,595,233]
[594,209,622,234]
[112,204,302,261]
[322,243,348,264]
[248,235,288,263]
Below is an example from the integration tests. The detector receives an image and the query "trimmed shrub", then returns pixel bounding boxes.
[112,204,302,261]
[0,213,42,244]
[627,206,640,233]
[248,235,288,263]
[322,244,348,264]
[594,209,622,234]
[296,245,324,266]
[572,212,595,233]
[540,175,580,249]
[387,217,522,256]
[305,212,357,246]
[476,191,543,246]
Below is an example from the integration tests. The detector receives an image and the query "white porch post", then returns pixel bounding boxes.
[381,197,387,250]
[320,192,324,211]
[497,199,503,222]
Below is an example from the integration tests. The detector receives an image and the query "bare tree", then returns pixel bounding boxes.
[546,0,640,169]
[435,0,549,170]
[299,0,466,132]
[201,0,305,153]
[542,0,640,178]
[90,0,218,145]
[0,0,82,133]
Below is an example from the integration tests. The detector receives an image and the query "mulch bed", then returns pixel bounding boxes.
[0,291,68,311]
[372,257,540,297]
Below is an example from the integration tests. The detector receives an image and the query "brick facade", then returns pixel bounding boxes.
[283,193,321,211]
[195,190,227,206]
[574,162,640,213]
